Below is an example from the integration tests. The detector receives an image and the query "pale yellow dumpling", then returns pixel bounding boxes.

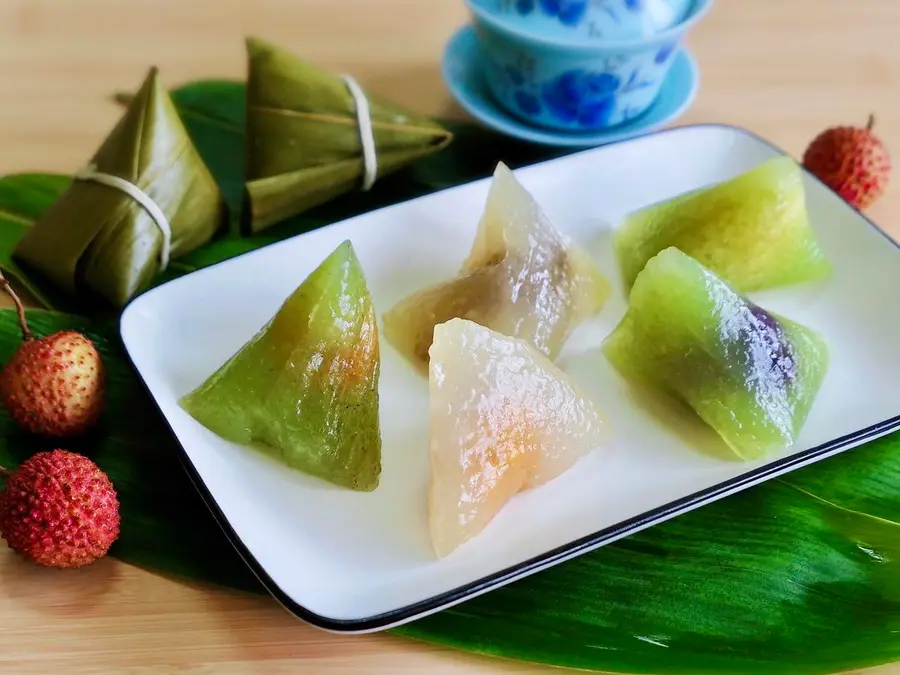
[383,162,611,375]
[427,318,612,558]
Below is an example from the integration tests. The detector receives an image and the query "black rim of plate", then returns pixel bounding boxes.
[118,122,900,634]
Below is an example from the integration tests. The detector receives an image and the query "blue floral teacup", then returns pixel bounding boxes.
[469,0,695,41]
[465,0,712,131]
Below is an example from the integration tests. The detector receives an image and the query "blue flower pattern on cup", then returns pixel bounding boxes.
[473,0,708,130]
[498,55,659,128]
[511,0,645,28]
[539,0,589,26]
[541,70,619,126]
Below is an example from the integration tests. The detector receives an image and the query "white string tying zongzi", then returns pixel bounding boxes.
[73,163,173,271]
[340,74,378,191]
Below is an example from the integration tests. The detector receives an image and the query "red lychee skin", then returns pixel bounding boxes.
[0,330,105,438]
[0,450,120,568]
[802,117,891,211]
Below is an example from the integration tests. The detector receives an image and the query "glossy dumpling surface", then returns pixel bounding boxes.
[427,318,611,557]
[383,162,611,374]
[179,240,382,491]
[602,247,829,460]
[614,157,832,293]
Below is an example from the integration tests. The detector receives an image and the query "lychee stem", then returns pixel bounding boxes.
[867,114,875,131]
[0,270,31,341]
[0,465,9,478]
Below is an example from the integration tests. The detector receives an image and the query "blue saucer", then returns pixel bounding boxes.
[441,25,700,148]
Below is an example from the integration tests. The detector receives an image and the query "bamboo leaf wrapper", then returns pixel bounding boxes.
[241,36,454,234]
[12,67,227,308]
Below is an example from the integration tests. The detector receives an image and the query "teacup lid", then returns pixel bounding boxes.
[472,0,695,41]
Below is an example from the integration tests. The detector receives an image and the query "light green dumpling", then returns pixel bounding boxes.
[614,156,832,292]
[602,247,829,460]
[180,240,382,491]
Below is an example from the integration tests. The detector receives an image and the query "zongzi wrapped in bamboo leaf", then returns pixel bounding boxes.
[241,36,454,234]
[13,67,227,308]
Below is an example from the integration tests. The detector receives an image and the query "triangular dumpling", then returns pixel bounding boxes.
[427,318,611,557]
[614,157,832,293]
[179,240,382,491]
[242,36,453,234]
[384,162,611,375]
[13,67,225,307]
[602,247,829,460]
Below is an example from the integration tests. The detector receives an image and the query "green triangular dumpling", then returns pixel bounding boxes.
[614,157,832,293]
[180,240,382,491]
[602,247,829,461]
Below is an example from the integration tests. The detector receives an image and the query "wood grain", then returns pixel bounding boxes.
[0,0,897,673]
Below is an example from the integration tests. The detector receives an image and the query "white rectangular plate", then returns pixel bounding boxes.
[120,124,900,633]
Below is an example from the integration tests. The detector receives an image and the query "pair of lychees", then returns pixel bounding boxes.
[0,273,118,569]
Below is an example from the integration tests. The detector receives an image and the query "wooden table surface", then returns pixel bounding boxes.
[0,0,898,673]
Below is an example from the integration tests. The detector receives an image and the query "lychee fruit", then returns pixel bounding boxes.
[0,449,120,568]
[0,272,105,438]
[802,113,891,211]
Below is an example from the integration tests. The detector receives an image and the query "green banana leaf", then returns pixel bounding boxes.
[0,308,895,675]
[0,80,896,675]
[0,173,72,309]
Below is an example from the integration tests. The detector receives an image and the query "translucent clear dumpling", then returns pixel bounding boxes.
[427,318,612,557]
[383,162,611,375]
